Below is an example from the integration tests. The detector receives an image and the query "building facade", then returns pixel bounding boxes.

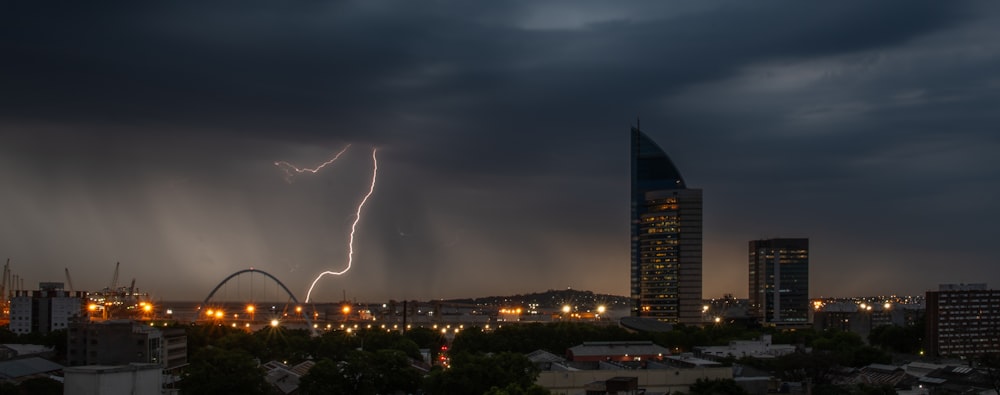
[8,282,86,334]
[63,364,163,395]
[925,283,1000,358]
[631,126,703,323]
[67,319,187,369]
[748,238,809,325]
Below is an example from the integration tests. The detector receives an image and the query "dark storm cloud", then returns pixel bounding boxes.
[1,1,997,300]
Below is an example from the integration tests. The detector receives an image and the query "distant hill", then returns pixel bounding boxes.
[438,289,630,310]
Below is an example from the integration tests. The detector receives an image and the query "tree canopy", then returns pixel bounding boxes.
[179,347,272,395]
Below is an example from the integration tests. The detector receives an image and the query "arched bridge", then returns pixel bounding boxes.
[202,268,316,335]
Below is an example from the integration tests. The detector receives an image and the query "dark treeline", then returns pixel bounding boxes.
[0,319,926,395]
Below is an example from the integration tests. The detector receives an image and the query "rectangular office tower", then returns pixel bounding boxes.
[631,126,703,324]
[749,238,809,325]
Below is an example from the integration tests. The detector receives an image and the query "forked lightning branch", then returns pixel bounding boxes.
[274,145,379,303]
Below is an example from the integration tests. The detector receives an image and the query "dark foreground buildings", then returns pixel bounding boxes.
[630,125,703,323]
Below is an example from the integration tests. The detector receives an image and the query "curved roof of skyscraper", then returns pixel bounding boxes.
[631,127,687,191]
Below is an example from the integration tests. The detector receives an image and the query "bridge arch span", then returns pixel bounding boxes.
[203,268,301,306]
[202,268,316,335]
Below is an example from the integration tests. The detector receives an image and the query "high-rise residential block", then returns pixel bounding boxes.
[9,282,86,334]
[925,283,1000,358]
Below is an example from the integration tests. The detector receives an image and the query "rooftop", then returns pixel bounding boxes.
[0,357,64,379]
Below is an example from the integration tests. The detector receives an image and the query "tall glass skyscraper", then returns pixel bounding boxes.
[630,126,703,323]
[748,238,809,325]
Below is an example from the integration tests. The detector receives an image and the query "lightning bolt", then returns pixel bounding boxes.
[304,147,378,303]
[274,144,351,183]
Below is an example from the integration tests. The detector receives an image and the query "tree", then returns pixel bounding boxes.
[299,349,422,395]
[310,331,359,361]
[185,323,247,354]
[252,326,313,362]
[868,324,922,354]
[16,377,63,395]
[688,378,750,395]
[485,382,552,395]
[299,358,365,395]
[0,382,17,395]
[179,347,272,395]
[358,330,422,359]
[423,351,541,395]
[979,353,1000,395]
[370,349,422,394]
[812,330,889,367]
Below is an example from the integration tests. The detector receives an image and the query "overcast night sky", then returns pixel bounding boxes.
[2,1,999,303]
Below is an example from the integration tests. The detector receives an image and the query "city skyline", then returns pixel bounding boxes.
[2,1,999,302]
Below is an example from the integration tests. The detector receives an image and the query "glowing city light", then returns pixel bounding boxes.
[274,144,351,183]
[305,148,379,302]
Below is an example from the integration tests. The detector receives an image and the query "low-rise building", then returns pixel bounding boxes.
[0,356,63,384]
[263,360,316,394]
[67,320,187,369]
[566,341,670,362]
[533,345,731,394]
[63,363,163,395]
[695,335,797,360]
[813,301,922,342]
[0,344,55,361]
[536,359,731,394]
